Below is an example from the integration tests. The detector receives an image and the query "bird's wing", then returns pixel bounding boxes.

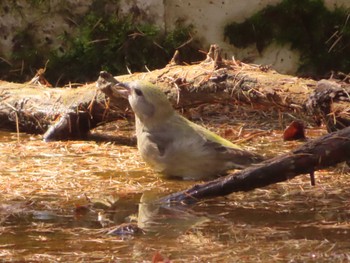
[190,121,240,149]
[145,130,174,157]
[202,138,263,168]
[192,121,264,165]
[144,119,204,159]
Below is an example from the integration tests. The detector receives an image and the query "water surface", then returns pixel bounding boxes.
[0,126,349,262]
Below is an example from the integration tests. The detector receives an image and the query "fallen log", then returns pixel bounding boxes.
[159,126,350,204]
[1,45,349,140]
[97,45,317,115]
[0,81,128,140]
[97,46,349,133]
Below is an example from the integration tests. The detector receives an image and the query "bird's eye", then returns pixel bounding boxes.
[134,89,143,96]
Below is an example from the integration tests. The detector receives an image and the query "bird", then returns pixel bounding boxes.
[116,81,264,180]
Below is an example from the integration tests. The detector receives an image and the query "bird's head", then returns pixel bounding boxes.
[117,81,174,125]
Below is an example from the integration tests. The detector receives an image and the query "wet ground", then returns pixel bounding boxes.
[0,116,349,262]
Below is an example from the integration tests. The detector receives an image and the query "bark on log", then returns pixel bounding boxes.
[159,126,350,204]
[306,79,350,132]
[0,81,128,140]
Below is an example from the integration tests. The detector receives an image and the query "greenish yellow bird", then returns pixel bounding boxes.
[117,81,263,180]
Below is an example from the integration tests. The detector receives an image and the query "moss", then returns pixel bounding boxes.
[8,26,42,79]
[224,0,350,78]
[46,12,198,85]
[3,1,201,85]
[28,0,47,7]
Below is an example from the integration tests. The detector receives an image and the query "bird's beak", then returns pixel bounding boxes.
[114,82,131,99]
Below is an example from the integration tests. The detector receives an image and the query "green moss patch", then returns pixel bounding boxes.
[5,1,201,85]
[224,0,350,77]
[48,14,197,84]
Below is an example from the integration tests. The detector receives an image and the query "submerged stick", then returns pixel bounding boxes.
[160,126,350,204]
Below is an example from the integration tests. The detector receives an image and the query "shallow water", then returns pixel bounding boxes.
[0,125,349,262]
